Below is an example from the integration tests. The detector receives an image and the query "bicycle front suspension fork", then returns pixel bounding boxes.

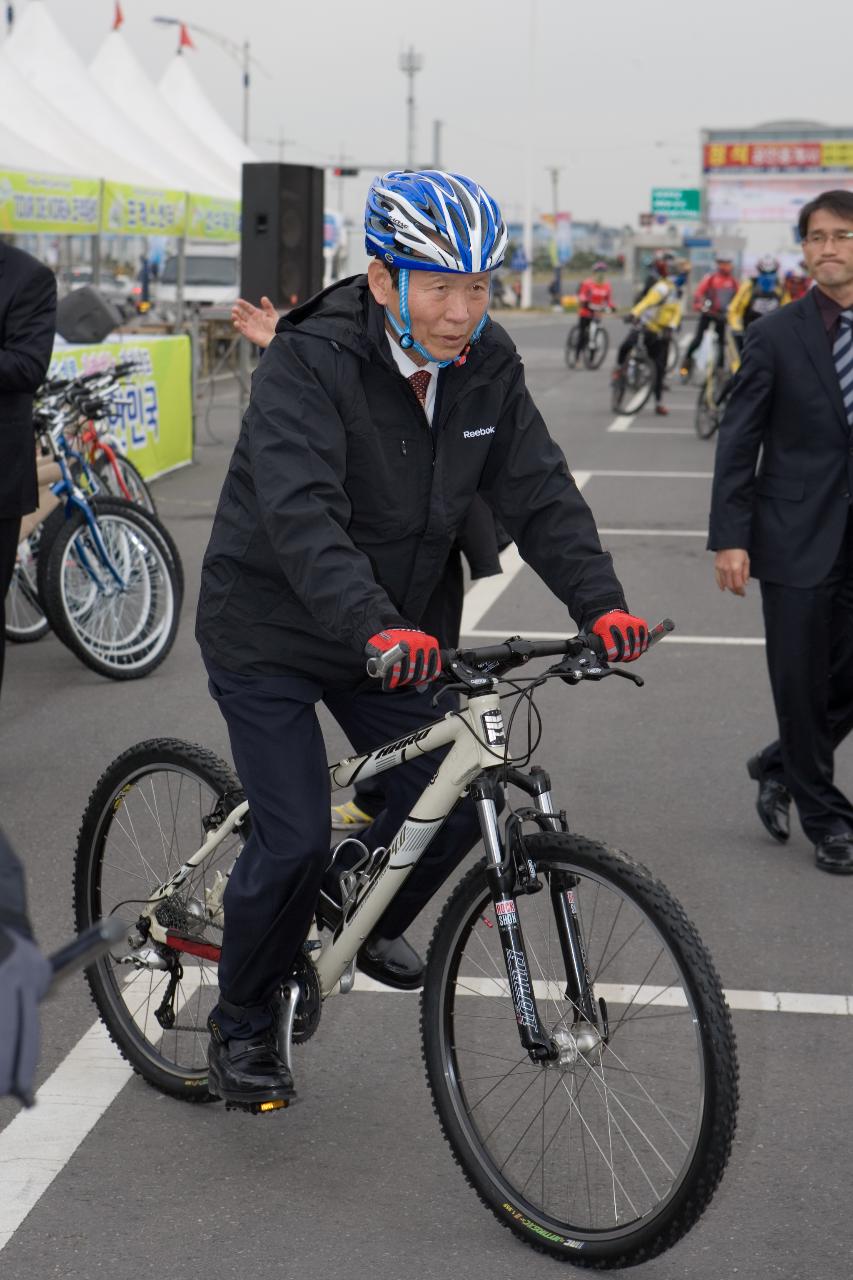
[471,770,603,1062]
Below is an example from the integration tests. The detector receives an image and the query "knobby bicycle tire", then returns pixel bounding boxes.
[74,738,246,1102]
[39,499,181,679]
[421,833,738,1268]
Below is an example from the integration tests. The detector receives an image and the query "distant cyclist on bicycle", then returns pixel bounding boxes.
[680,253,739,379]
[728,254,791,354]
[574,261,615,364]
[615,253,684,416]
[196,168,649,1109]
[784,260,811,302]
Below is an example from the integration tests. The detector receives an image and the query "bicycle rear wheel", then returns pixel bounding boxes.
[694,368,726,440]
[422,833,738,1267]
[5,535,49,642]
[39,499,180,679]
[74,739,246,1102]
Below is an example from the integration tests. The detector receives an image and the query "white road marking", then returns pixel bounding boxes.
[460,471,590,633]
[462,628,764,646]
[610,426,693,435]
[598,528,707,537]
[585,469,714,479]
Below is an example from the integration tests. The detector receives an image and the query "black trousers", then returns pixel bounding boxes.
[684,314,726,366]
[756,516,853,842]
[203,655,481,1037]
[0,517,20,699]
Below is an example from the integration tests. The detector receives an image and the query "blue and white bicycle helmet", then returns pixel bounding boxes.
[364,169,508,365]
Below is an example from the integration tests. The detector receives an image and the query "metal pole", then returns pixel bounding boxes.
[175,235,186,328]
[521,3,536,308]
[433,119,443,169]
[399,47,423,168]
[242,40,250,144]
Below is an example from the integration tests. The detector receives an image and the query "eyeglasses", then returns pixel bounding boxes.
[803,230,853,247]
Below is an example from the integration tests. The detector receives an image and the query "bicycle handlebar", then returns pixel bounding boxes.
[366,619,675,684]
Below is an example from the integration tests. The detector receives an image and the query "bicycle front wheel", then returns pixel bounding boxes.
[611,356,653,415]
[694,373,723,440]
[5,536,49,642]
[565,326,581,369]
[74,738,246,1102]
[93,452,157,514]
[422,833,738,1267]
[585,325,609,370]
[40,500,180,679]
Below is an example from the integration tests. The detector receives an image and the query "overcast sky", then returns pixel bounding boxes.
[30,0,853,226]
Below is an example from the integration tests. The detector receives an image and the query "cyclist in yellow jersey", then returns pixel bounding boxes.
[728,255,792,367]
[615,256,685,415]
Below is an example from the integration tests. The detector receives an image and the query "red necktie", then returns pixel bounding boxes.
[408,369,432,406]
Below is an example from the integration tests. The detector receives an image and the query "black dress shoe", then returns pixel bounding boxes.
[356,932,425,990]
[814,834,853,875]
[747,756,791,843]
[207,1023,296,1109]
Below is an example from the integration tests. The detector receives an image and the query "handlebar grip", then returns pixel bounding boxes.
[585,616,674,660]
[366,643,406,680]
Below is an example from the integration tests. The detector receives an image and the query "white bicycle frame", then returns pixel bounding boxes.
[142,688,544,1000]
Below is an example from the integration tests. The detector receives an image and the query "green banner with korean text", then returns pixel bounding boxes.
[187,192,241,242]
[650,188,702,220]
[0,170,100,235]
[48,336,192,480]
[100,181,187,236]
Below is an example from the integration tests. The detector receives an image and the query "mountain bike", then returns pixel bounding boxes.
[565,306,610,371]
[610,324,656,415]
[74,621,738,1268]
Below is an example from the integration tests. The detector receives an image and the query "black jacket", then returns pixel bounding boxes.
[197,275,626,685]
[0,243,57,518]
[708,289,853,587]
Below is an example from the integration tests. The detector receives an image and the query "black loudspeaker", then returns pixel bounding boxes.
[241,163,325,309]
[56,286,122,344]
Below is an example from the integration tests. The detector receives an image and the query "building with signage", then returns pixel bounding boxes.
[702,120,853,266]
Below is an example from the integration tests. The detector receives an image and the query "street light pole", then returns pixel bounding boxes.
[399,47,423,167]
[153,16,268,145]
[521,2,536,308]
[432,119,443,169]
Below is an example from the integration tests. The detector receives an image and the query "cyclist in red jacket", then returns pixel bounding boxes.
[574,261,615,362]
[679,254,739,378]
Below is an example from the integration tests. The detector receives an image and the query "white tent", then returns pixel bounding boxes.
[158,52,259,184]
[0,47,123,179]
[90,31,237,198]
[0,120,72,174]
[4,1,213,191]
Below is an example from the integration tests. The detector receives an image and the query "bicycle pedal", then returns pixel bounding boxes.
[224,1097,292,1115]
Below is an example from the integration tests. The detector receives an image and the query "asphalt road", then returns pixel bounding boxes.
[1,312,852,1280]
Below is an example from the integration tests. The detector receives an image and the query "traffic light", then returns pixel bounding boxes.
[333,167,360,177]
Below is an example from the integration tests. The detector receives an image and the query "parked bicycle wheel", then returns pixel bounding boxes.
[91,497,185,602]
[5,534,49,642]
[74,738,246,1102]
[92,452,157,514]
[39,499,181,679]
[564,326,582,369]
[611,354,653,415]
[584,324,609,370]
[422,833,738,1268]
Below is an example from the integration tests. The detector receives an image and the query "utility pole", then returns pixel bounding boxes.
[399,47,423,167]
[521,2,537,308]
[242,40,250,144]
[547,164,562,254]
[432,119,443,169]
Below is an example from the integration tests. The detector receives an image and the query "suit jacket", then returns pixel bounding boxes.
[708,288,853,587]
[0,243,57,519]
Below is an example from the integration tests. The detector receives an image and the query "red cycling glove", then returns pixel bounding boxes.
[591,610,649,663]
[365,628,442,690]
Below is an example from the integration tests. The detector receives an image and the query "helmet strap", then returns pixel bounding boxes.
[384,267,490,369]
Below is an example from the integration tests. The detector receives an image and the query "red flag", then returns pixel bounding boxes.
[179,23,195,49]
[112,1,123,29]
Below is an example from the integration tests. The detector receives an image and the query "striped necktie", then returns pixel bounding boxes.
[834,308,853,426]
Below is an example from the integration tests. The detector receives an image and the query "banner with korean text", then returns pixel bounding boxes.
[100,182,187,236]
[48,335,192,480]
[0,171,100,235]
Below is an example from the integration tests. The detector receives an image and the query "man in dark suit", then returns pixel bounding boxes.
[0,241,57,696]
[709,189,853,874]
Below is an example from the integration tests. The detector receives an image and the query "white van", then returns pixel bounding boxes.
[155,243,239,318]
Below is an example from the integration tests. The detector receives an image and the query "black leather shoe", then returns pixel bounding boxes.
[747,756,791,843]
[814,834,853,874]
[356,932,425,990]
[207,1023,296,1109]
